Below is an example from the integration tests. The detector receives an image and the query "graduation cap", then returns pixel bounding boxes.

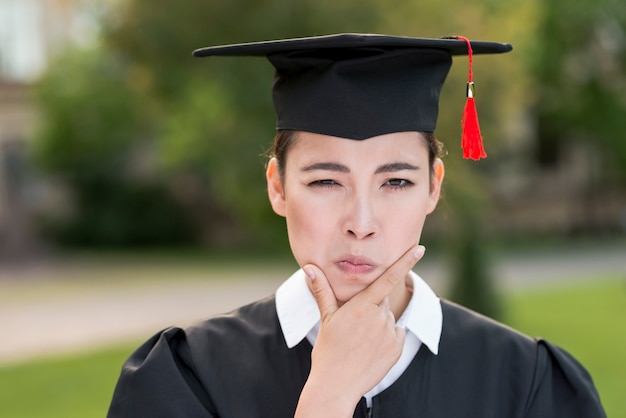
[193,33,512,160]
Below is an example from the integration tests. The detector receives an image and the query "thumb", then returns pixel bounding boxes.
[304,265,338,322]
[395,325,407,345]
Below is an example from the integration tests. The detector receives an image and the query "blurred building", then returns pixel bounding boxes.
[490,138,626,237]
[0,0,98,260]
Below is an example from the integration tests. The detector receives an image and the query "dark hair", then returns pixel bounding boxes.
[269,130,445,178]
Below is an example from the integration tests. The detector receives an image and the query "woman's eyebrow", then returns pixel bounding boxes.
[301,161,420,173]
[374,162,420,174]
[301,162,350,173]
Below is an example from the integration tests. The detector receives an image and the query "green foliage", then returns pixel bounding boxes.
[103,0,385,248]
[104,0,382,101]
[48,179,197,247]
[33,48,196,247]
[34,49,147,179]
[444,165,503,319]
[530,0,626,172]
[33,0,388,250]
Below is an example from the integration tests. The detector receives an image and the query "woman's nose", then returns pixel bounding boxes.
[342,196,379,239]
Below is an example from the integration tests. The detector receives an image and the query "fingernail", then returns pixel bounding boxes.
[413,245,426,259]
[303,266,316,281]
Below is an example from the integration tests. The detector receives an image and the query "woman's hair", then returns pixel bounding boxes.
[268,129,445,178]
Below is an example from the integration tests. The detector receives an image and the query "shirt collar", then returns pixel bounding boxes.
[275,269,442,355]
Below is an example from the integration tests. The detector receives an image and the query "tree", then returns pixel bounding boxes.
[34,48,197,247]
[529,0,626,234]
[531,0,626,168]
[33,0,385,249]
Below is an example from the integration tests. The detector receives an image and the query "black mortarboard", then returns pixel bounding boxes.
[193,33,512,159]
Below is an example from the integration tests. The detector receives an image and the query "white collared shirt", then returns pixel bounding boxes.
[275,270,442,406]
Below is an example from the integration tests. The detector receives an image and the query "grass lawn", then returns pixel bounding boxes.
[0,277,623,417]
[504,276,626,418]
[0,345,136,418]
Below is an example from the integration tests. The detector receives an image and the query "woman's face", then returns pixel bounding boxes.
[267,131,444,303]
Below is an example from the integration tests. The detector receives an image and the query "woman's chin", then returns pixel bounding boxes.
[324,267,380,303]
[330,282,369,304]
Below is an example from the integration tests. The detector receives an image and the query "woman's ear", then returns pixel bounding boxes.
[427,158,445,214]
[266,157,286,217]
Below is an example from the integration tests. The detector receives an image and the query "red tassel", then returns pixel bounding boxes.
[456,36,487,160]
[462,90,486,160]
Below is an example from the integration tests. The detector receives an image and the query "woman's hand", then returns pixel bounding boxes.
[294,245,425,418]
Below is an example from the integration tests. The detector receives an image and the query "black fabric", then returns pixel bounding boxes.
[267,48,450,138]
[192,33,512,140]
[192,33,512,57]
[108,297,606,418]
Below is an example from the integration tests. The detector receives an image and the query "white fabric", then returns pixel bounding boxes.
[275,269,442,406]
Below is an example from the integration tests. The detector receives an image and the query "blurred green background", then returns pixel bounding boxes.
[0,0,624,416]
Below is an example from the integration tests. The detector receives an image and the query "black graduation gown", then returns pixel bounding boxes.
[107,295,606,418]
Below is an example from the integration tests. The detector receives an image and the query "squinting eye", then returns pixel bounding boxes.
[309,179,339,188]
[384,179,414,189]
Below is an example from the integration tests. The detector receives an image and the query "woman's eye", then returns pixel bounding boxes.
[384,179,414,189]
[309,179,339,188]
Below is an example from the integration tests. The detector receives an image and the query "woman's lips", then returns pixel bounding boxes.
[335,256,377,276]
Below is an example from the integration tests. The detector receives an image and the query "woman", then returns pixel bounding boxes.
[108,34,606,417]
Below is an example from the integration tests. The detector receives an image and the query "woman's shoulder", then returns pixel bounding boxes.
[436,299,605,417]
[439,298,538,360]
[115,294,282,378]
[190,293,278,327]
[183,294,281,347]
[108,295,308,417]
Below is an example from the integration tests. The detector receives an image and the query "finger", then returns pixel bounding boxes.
[358,245,425,305]
[395,326,407,344]
[304,264,339,322]
[379,296,390,311]
[386,309,396,328]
